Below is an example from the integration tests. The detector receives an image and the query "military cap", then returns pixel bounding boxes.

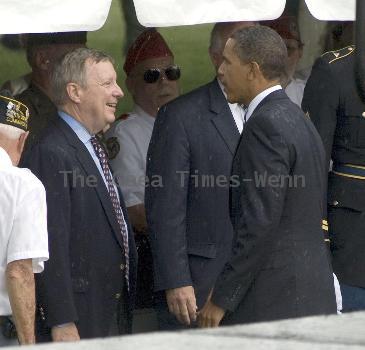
[124,28,173,75]
[0,95,29,132]
[22,31,87,47]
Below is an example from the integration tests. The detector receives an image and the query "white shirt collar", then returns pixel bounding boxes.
[245,85,282,121]
[133,104,155,127]
[0,147,12,168]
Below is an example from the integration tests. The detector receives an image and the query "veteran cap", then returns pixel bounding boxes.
[124,28,173,76]
[22,31,87,47]
[0,95,29,132]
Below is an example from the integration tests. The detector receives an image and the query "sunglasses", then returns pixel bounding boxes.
[143,65,181,84]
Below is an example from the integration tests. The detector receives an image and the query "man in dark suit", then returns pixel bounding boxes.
[302,45,365,312]
[22,48,137,341]
[198,25,337,328]
[145,21,253,330]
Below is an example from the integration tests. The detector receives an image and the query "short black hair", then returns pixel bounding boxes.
[231,25,288,81]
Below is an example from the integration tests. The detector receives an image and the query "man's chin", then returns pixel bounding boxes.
[226,95,238,104]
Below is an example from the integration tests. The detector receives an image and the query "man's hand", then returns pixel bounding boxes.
[197,298,225,328]
[51,323,80,342]
[165,286,197,326]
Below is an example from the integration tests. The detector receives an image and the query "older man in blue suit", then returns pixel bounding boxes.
[22,48,137,342]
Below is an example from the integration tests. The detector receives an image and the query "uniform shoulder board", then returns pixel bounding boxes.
[321,45,355,64]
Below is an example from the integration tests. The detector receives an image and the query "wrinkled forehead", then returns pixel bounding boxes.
[130,56,175,75]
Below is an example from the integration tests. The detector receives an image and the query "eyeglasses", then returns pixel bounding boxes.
[143,65,181,84]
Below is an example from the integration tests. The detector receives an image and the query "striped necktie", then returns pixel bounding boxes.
[90,136,129,288]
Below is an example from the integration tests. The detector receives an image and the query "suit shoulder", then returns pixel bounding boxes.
[321,45,355,64]
[251,95,304,131]
[164,81,212,111]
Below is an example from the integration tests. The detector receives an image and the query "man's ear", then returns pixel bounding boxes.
[66,83,82,104]
[17,131,29,156]
[209,49,221,71]
[247,61,261,80]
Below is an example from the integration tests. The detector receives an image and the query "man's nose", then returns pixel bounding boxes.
[114,83,124,98]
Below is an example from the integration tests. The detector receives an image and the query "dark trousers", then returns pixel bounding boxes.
[0,316,18,347]
[340,284,365,312]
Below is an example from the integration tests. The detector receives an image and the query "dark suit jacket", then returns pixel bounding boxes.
[22,116,137,339]
[212,89,337,324]
[145,79,240,308]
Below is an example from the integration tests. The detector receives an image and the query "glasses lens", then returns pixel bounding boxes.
[165,66,181,81]
[144,69,160,83]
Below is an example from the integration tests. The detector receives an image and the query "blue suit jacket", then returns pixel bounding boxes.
[146,79,240,308]
[212,90,337,324]
[22,116,137,339]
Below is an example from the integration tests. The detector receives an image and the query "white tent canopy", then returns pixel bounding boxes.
[0,0,356,34]
[0,0,112,34]
[305,0,355,21]
[134,0,356,27]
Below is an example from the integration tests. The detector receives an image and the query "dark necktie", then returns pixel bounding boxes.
[90,136,129,288]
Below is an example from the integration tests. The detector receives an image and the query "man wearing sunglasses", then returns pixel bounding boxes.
[106,28,179,332]
[145,21,254,330]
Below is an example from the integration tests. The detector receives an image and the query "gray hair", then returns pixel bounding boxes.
[51,48,114,106]
[0,124,25,140]
[231,25,288,81]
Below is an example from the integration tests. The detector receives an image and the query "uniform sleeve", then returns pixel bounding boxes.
[211,118,292,312]
[302,57,339,167]
[145,104,192,291]
[110,123,145,207]
[7,177,49,273]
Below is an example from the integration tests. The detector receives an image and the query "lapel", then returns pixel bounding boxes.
[209,79,240,155]
[55,117,125,249]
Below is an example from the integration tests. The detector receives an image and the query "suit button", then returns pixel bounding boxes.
[333,200,339,206]
[362,112,365,118]
[120,263,125,271]
[115,293,121,299]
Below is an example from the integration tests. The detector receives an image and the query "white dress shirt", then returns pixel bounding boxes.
[0,147,49,315]
[106,105,155,208]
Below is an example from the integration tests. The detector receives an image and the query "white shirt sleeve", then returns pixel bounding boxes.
[110,123,146,207]
[7,179,49,273]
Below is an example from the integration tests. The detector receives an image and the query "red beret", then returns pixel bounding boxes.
[262,16,302,44]
[124,29,173,76]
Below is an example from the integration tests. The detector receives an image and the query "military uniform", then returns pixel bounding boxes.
[16,83,58,150]
[302,45,365,310]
